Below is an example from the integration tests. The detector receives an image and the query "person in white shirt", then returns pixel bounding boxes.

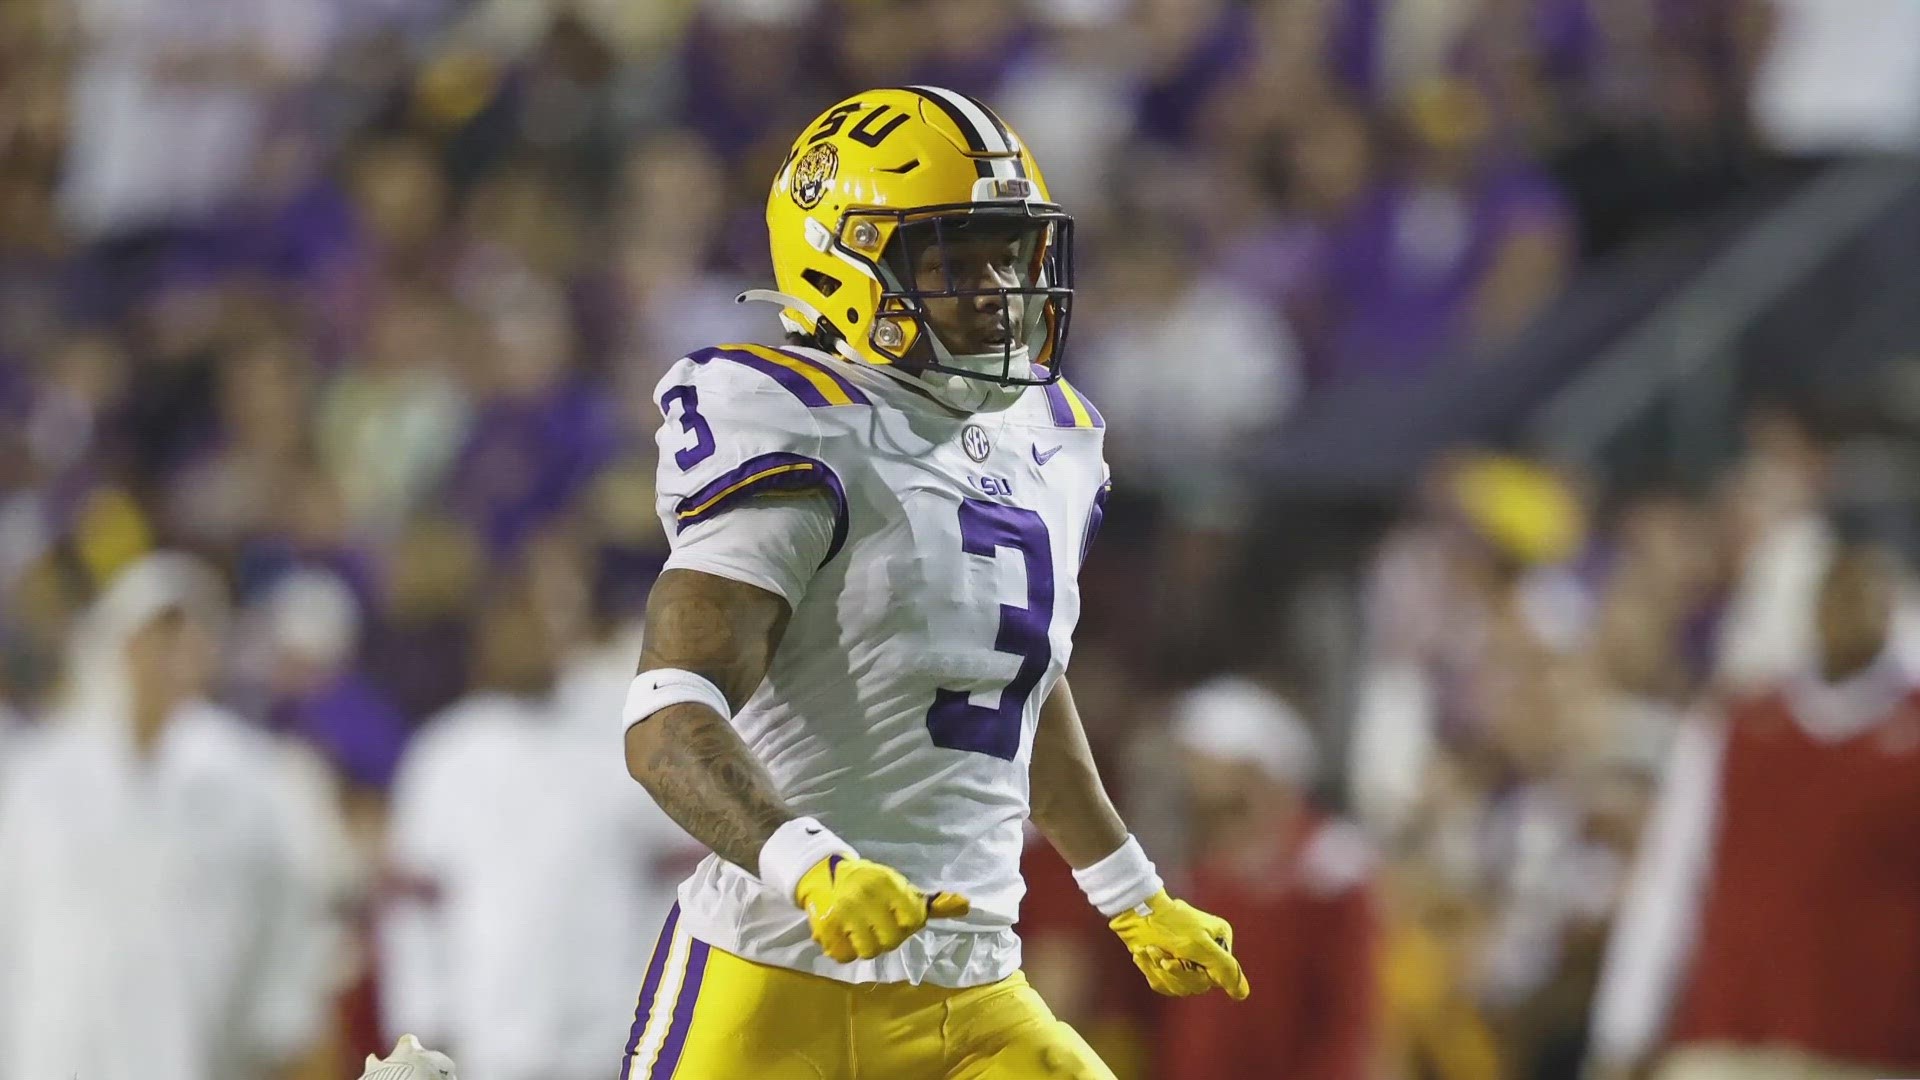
[379,580,700,1080]
[1752,0,1920,156]
[0,552,343,1080]
[0,701,16,786]
[62,0,333,238]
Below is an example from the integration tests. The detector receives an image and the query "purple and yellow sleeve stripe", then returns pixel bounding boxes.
[675,452,850,564]
[1042,377,1104,429]
[689,343,870,408]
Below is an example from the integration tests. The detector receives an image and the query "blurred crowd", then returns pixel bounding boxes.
[3,0,1918,1078]
[1023,413,1909,1080]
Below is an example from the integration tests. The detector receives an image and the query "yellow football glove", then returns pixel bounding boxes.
[1109,889,1251,999]
[795,854,972,963]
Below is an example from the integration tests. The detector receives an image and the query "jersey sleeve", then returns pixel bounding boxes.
[1589,715,1724,1068]
[665,495,839,604]
[1080,466,1112,565]
[651,347,859,594]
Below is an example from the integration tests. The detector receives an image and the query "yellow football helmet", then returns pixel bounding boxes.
[747,86,1074,413]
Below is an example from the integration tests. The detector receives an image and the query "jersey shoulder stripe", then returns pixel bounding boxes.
[674,451,850,564]
[1041,377,1104,429]
[689,344,871,408]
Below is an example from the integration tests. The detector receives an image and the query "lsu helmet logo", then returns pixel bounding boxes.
[791,143,838,210]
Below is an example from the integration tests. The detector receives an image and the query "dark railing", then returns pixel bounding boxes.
[1527,158,1920,487]
[1251,183,1788,499]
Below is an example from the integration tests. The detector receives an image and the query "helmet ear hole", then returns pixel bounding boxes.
[801,268,842,297]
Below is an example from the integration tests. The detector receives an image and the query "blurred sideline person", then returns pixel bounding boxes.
[0,553,344,1080]
[555,569,650,731]
[0,700,14,789]
[1159,677,1381,1080]
[1589,528,1920,1080]
[257,567,411,793]
[379,579,697,1080]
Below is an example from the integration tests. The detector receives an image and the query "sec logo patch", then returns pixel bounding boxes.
[962,423,992,462]
[791,142,838,210]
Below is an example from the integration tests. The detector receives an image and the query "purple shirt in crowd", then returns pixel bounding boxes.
[448,380,622,555]
[1300,163,1569,386]
[273,669,411,789]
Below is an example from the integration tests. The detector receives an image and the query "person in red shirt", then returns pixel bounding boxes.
[1590,531,1920,1080]
[1158,678,1381,1080]
[1020,831,1162,1079]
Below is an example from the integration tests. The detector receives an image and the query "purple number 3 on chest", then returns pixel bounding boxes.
[925,498,1054,761]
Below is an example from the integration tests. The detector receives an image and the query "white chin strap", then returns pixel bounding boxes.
[918,339,1029,414]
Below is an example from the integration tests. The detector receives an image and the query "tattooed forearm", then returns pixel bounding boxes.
[627,703,794,873]
[624,568,796,874]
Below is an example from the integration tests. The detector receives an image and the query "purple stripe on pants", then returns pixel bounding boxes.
[649,939,713,1080]
[619,904,681,1080]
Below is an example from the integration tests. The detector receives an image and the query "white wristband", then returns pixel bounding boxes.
[623,668,731,732]
[1073,835,1164,917]
[758,817,858,905]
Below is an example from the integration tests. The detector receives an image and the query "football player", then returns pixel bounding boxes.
[619,86,1249,1078]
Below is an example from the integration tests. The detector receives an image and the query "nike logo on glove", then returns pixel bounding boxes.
[1032,444,1062,465]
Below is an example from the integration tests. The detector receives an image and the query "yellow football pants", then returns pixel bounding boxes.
[619,905,1116,1079]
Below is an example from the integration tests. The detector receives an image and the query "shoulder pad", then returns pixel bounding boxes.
[677,343,871,409]
[653,345,854,563]
[1039,377,1104,429]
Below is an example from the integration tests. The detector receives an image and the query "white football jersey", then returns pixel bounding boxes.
[649,343,1109,988]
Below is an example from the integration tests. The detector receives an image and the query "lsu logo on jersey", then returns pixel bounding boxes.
[972,474,1014,498]
[791,143,838,209]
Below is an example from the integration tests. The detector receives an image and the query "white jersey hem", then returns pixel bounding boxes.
[675,859,1021,989]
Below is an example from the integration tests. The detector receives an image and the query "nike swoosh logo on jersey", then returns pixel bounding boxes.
[1032,444,1062,465]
